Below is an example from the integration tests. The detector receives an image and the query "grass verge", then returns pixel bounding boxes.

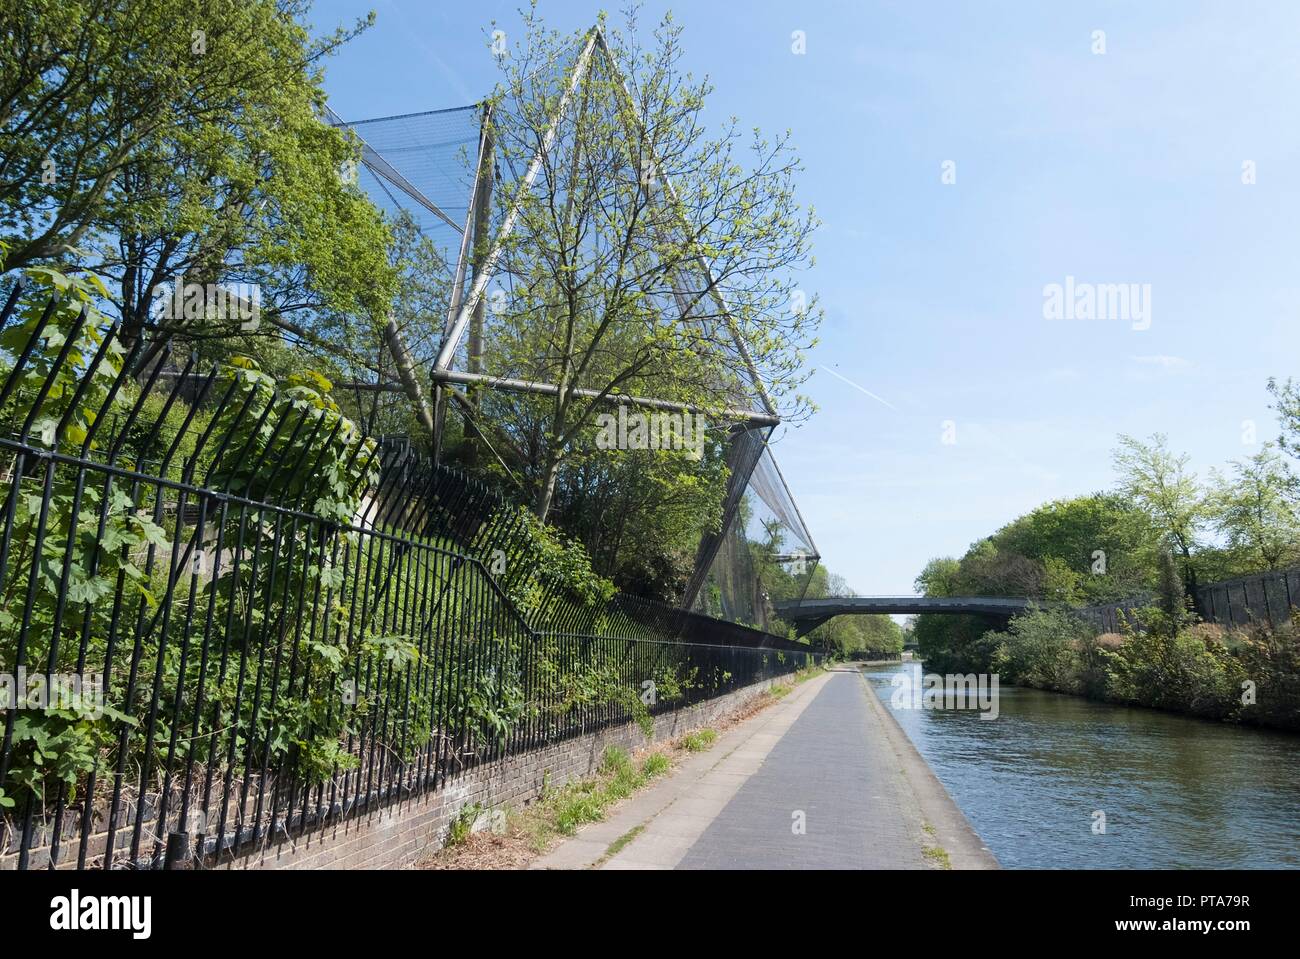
[421,744,676,870]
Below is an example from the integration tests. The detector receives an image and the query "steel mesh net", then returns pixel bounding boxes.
[688,430,819,630]
[326,103,482,283]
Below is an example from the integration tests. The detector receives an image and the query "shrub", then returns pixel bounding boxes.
[991,607,1096,693]
[1107,624,1245,720]
[0,271,386,813]
[1233,615,1300,730]
[988,603,1300,730]
[641,753,671,777]
[477,503,616,629]
[679,728,716,752]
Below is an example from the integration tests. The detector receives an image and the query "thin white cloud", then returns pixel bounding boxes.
[1128,354,1192,371]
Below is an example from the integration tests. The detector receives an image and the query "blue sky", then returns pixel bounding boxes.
[313,1,1300,595]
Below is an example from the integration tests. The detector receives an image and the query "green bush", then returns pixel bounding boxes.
[1234,617,1300,729]
[916,612,1004,674]
[478,504,616,626]
[991,607,1096,693]
[641,752,670,777]
[982,603,1300,730]
[679,728,716,752]
[1107,625,1244,720]
[0,270,388,812]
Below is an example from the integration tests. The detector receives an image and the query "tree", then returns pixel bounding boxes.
[856,614,905,658]
[803,609,903,660]
[910,494,1164,674]
[1208,445,1300,571]
[959,540,1044,597]
[1041,556,1082,604]
[1112,433,1207,590]
[825,572,853,597]
[550,438,729,600]
[914,556,961,597]
[1153,549,1194,638]
[0,0,404,397]
[1267,376,1300,465]
[322,211,451,439]
[478,9,820,521]
[991,493,1159,602]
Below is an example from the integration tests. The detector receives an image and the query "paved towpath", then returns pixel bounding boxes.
[532,666,998,870]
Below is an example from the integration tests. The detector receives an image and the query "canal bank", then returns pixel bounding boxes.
[854,664,999,869]
[534,666,997,869]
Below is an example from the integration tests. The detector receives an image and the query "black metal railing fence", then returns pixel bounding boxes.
[0,285,817,870]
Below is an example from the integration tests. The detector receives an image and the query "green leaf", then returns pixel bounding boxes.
[130,513,169,548]
[83,273,112,299]
[288,369,334,394]
[66,570,114,605]
[132,580,159,609]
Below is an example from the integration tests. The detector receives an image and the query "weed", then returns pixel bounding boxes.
[679,728,717,752]
[603,824,645,861]
[642,753,671,778]
[923,845,952,869]
[446,803,481,847]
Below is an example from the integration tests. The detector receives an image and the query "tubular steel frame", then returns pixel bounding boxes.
[423,25,813,615]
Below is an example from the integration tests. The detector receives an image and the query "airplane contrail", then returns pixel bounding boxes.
[820,365,898,411]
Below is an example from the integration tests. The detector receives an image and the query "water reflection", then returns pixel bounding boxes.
[865,663,1300,869]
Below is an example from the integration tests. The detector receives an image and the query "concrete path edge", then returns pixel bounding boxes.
[855,666,999,869]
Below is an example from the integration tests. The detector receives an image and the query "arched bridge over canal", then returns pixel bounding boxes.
[772,596,1037,637]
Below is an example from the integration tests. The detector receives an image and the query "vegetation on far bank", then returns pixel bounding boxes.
[911,409,1300,732]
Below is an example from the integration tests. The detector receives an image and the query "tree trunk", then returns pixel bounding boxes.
[535,452,562,522]
[384,317,435,435]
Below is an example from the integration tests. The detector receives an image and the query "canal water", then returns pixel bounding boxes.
[864,663,1300,869]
